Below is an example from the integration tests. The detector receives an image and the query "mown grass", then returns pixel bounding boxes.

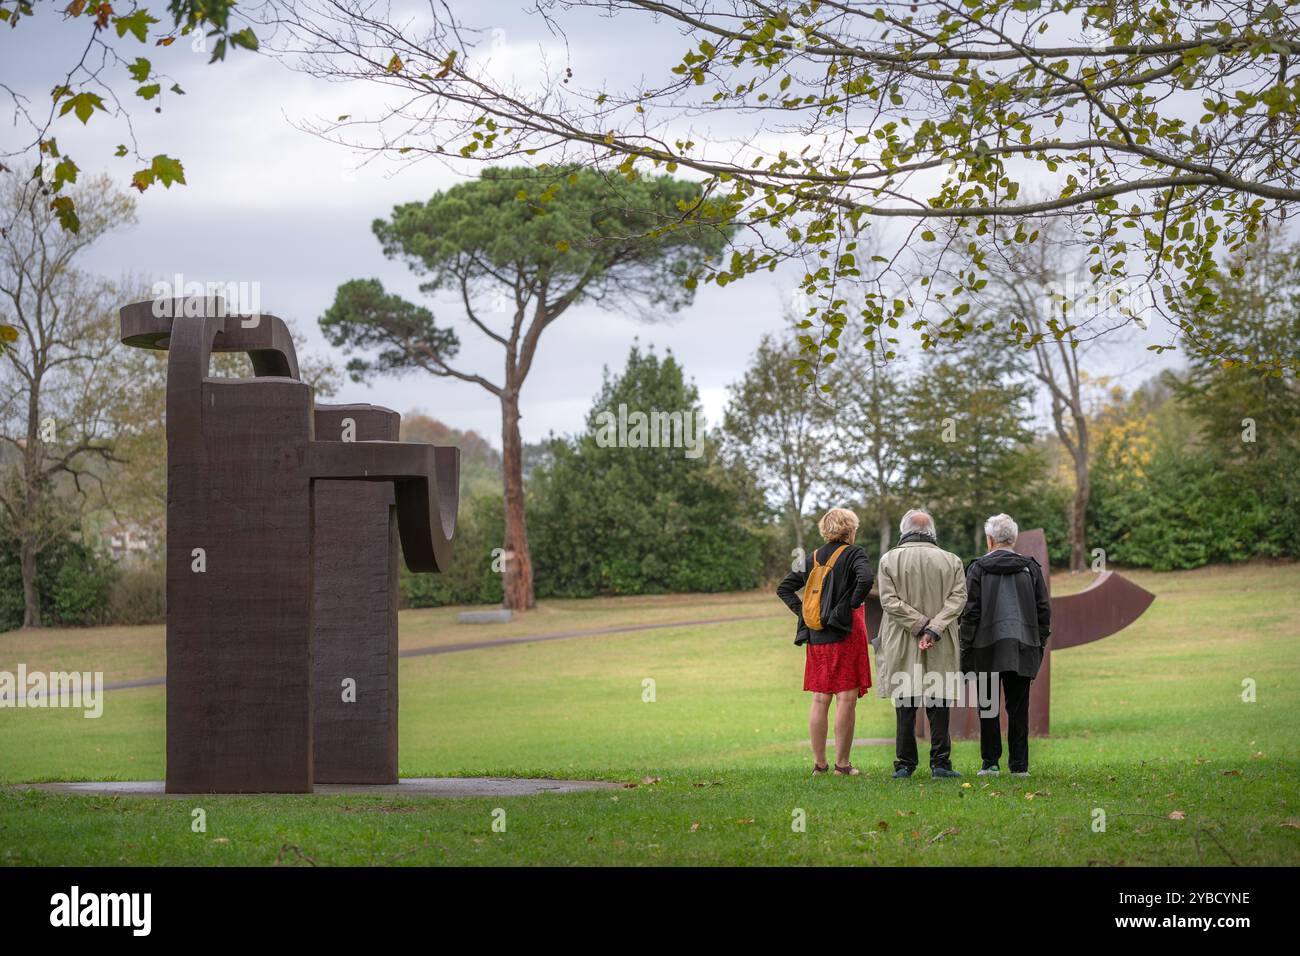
[1,563,1297,865]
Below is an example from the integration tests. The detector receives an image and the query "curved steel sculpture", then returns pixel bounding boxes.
[120,298,459,793]
[867,527,1154,737]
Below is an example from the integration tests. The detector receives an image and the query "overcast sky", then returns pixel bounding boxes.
[3,2,1190,448]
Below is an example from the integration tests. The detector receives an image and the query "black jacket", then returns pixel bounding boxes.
[777,542,874,645]
[958,549,1051,678]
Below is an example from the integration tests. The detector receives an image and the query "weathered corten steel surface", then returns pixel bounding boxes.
[118,298,458,794]
[866,528,1154,738]
[312,404,401,785]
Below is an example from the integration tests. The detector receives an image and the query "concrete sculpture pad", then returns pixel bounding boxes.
[13,778,619,798]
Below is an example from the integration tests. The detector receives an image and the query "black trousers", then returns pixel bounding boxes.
[977,671,1032,772]
[894,700,952,771]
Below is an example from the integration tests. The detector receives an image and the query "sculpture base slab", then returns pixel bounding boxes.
[458,609,514,624]
[13,777,619,798]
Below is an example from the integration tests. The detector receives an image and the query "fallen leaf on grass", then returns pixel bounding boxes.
[1280,820,1300,829]
[1168,810,1187,820]
[876,820,889,831]
[735,818,755,825]
[1221,769,1241,776]
[692,781,723,788]
[689,821,701,832]
[642,776,661,785]
[929,827,960,844]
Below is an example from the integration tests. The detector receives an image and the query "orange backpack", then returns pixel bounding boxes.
[801,544,848,631]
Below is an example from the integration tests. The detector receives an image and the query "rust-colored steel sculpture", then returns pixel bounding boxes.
[866,528,1154,738]
[120,298,458,793]
[312,404,402,785]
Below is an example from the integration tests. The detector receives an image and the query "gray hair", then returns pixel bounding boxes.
[899,509,935,536]
[984,513,1019,546]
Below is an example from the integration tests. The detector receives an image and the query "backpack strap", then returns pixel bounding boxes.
[824,544,849,569]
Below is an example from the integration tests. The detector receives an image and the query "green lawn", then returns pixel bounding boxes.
[2,563,1298,865]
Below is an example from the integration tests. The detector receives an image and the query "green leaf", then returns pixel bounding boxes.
[127,58,151,82]
[230,27,259,52]
[52,157,79,188]
[113,10,158,43]
[149,154,186,188]
[137,83,161,101]
[58,91,105,124]
[49,196,80,233]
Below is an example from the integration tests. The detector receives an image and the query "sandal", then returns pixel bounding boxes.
[834,764,861,776]
[812,763,830,775]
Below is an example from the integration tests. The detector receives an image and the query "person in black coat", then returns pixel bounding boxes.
[958,513,1051,777]
[777,508,875,775]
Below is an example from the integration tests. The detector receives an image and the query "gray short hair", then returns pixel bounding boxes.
[984,513,1019,546]
[899,509,935,536]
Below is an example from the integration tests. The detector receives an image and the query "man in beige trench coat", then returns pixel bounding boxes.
[875,509,968,778]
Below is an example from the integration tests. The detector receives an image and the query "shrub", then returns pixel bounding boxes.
[51,546,117,626]
[107,561,166,625]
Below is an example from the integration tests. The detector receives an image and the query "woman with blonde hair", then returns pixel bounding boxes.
[777,507,875,776]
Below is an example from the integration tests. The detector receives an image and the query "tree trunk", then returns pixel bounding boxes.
[791,508,805,556]
[1070,463,1090,574]
[1068,419,1090,573]
[20,535,41,628]
[878,509,890,558]
[20,378,42,628]
[500,392,535,610]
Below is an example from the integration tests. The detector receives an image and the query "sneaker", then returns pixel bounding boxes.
[892,767,914,779]
[977,763,1000,776]
[931,767,962,779]
[1010,770,1030,778]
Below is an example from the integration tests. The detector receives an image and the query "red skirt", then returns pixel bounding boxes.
[803,605,873,697]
